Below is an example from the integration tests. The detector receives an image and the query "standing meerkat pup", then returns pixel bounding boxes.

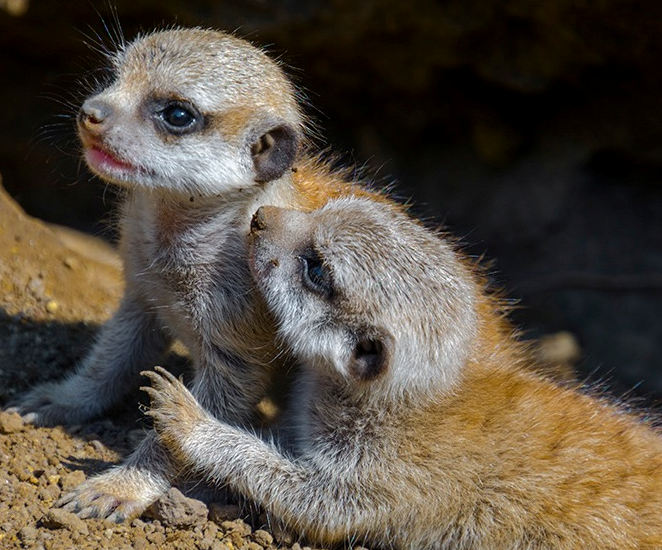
[144,197,662,550]
[8,28,383,521]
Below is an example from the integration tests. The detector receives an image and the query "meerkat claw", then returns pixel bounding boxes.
[141,367,188,410]
[141,367,207,439]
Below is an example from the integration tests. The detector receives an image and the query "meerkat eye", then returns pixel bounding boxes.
[299,249,333,299]
[163,105,195,127]
[155,101,203,135]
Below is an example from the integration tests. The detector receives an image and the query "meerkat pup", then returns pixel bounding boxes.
[8,28,382,521]
[144,197,662,550]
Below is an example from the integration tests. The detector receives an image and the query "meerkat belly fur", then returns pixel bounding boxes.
[8,28,385,521]
[144,197,662,550]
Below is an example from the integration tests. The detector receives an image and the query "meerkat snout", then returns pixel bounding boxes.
[249,205,306,241]
[249,205,310,284]
[249,206,269,235]
[78,98,113,131]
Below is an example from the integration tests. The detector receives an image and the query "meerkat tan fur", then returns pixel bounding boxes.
[144,197,662,550]
[8,28,384,521]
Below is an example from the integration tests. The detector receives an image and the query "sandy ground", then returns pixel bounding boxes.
[0,179,342,550]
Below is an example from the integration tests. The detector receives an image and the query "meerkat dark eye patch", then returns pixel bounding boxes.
[348,330,393,382]
[251,124,299,183]
[299,249,333,299]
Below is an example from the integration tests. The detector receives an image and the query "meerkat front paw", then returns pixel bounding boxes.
[5,379,100,427]
[141,367,209,457]
[56,466,168,523]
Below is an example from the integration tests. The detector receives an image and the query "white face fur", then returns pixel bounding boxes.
[77,28,302,197]
[249,197,479,401]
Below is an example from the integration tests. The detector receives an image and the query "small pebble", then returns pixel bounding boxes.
[222,518,251,537]
[47,474,61,486]
[144,487,208,528]
[42,508,89,536]
[0,411,24,434]
[18,525,38,543]
[253,529,273,547]
[58,469,86,492]
[208,503,242,524]
[89,439,105,453]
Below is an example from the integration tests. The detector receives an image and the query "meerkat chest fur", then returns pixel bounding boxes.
[291,371,400,467]
[121,191,267,353]
[74,26,308,360]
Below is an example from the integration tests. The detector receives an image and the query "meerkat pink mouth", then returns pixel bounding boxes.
[85,146,138,172]
[84,144,142,176]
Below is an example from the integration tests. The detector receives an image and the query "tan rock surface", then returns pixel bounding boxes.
[0,175,123,405]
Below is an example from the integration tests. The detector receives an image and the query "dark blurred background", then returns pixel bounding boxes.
[1,1,661,401]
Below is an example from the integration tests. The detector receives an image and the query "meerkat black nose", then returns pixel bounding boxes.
[79,98,113,127]
[250,208,268,235]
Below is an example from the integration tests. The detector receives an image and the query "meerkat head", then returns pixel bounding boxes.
[77,28,303,197]
[248,197,479,400]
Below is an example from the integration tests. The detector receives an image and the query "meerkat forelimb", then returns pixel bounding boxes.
[15,295,169,426]
[145,197,662,550]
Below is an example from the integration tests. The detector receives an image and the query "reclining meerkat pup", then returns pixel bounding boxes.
[8,27,388,521]
[144,197,662,550]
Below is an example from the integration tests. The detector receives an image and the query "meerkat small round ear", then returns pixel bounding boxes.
[251,124,299,183]
[348,328,394,382]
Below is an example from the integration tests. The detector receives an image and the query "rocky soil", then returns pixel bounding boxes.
[0,179,343,550]
[2,1,662,399]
